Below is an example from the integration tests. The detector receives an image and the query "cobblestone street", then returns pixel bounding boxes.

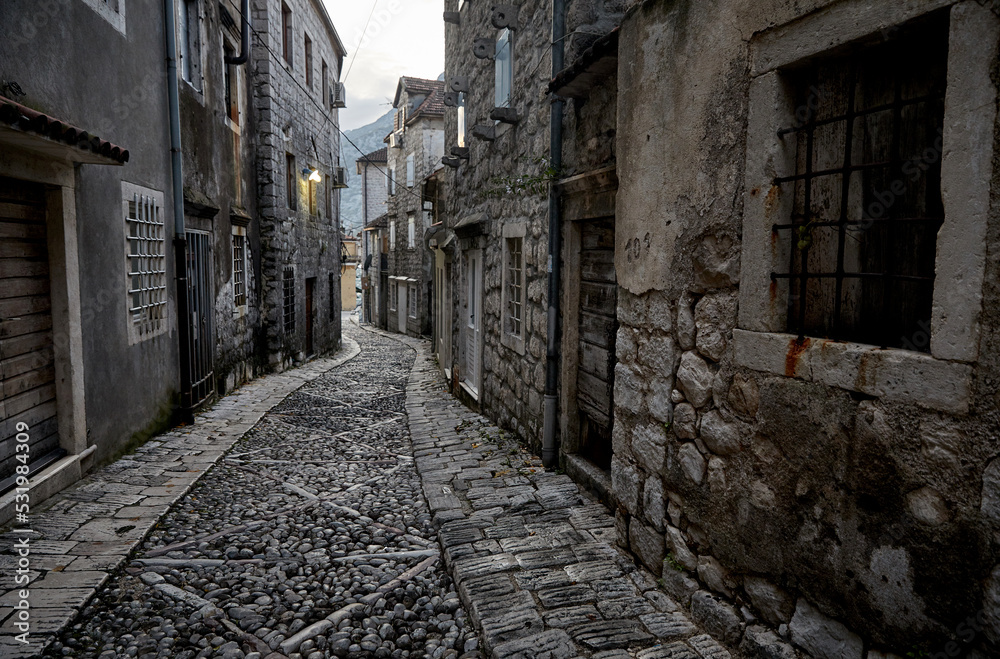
[1,320,737,659]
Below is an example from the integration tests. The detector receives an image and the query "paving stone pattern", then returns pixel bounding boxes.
[0,340,361,658]
[396,326,734,659]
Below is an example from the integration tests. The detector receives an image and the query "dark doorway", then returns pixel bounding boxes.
[305,277,315,356]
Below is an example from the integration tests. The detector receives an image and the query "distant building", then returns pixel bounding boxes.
[357,147,388,325]
[340,233,361,310]
[382,77,445,337]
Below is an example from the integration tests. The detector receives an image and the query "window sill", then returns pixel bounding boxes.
[732,329,973,415]
[459,380,479,401]
[501,332,525,356]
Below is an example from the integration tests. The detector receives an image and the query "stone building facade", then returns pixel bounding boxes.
[0,0,346,523]
[438,0,624,447]
[606,1,1000,658]
[436,0,1000,656]
[383,77,444,338]
[357,147,388,326]
[251,0,345,368]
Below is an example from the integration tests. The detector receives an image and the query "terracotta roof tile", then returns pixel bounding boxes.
[359,146,388,163]
[0,95,129,164]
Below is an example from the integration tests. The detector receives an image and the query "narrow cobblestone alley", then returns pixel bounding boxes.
[2,321,739,659]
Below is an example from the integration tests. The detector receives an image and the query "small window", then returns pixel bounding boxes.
[390,220,396,249]
[224,44,240,125]
[505,237,523,337]
[282,2,293,67]
[495,29,512,109]
[304,33,313,87]
[325,173,332,219]
[773,20,947,350]
[388,165,396,195]
[407,212,415,249]
[180,0,202,89]
[286,153,297,210]
[389,281,397,311]
[322,60,329,107]
[406,153,415,187]
[233,233,247,307]
[283,267,296,333]
[123,183,168,344]
[457,92,467,148]
[408,284,417,319]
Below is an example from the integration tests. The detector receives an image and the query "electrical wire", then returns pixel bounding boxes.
[342,0,380,83]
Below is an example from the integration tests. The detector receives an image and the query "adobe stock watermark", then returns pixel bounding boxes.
[9,422,35,645]
[347,0,404,53]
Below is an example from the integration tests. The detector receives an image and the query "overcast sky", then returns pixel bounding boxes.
[324,0,445,130]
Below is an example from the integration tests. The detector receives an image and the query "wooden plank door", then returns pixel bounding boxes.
[577,218,617,470]
[0,177,59,482]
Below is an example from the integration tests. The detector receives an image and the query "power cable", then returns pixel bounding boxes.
[343,0,380,83]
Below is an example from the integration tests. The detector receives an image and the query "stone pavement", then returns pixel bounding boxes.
[382,322,737,659]
[0,338,361,658]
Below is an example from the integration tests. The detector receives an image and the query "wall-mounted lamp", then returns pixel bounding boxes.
[303,167,322,182]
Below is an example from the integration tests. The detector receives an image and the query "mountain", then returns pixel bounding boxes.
[340,109,394,235]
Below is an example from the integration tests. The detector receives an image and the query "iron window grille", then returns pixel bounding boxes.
[506,237,523,337]
[126,192,167,337]
[233,234,246,307]
[771,18,947,351]
[283,267,296,333]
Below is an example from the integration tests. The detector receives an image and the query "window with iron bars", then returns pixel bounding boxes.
[772,17,947,351]
[125,187,167,341]
[233,234,246,307]
[505,237,523,338]
[283,267,296,333]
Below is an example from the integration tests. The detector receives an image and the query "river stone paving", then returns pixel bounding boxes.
[34,325,479,659]
[392,326,738,659]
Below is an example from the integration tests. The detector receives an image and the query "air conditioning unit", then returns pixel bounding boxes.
[388,131,404,149]
[332,166,348,189]
[332,82,347,109]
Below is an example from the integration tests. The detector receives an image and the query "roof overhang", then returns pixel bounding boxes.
[0,96,128,166]
[549,28,620,99]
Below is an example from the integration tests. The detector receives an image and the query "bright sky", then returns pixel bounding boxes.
[324,0,445,130]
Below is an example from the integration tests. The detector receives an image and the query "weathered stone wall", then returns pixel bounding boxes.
[611,1,1000,657]
[177,1,264,396]
[440,0,623,450]
[251,0,342,368]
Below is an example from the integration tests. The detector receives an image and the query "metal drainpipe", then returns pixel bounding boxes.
[542,0,566,469]
[224,0,250,65]
[164,0,194,424]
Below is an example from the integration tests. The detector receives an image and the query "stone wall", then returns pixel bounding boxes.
[610,1,1000,657]
[251,0,342,369]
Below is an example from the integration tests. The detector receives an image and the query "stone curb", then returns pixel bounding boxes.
[0,337,362,658]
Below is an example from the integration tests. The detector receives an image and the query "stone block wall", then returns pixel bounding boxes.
[251,0,342,369]
[610,1,1000,657]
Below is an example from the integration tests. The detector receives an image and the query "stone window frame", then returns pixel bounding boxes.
[390,218,396,249]
[408,283,417,319]
[232,225,248,316]
[222,31,244,130]
[178,0,204,93]
[122,182,168,346]
[737,0,997,415]
[81,0,127,34]
[389,280,397,311]
[407,212,416,249]
[500,221,526,355]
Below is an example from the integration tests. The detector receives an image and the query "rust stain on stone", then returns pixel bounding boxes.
[764,185,781,217]
[785,337,811,377]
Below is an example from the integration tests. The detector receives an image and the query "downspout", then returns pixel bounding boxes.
[164,0,194,423]
[542,0,565,468]
[224,0,250,64]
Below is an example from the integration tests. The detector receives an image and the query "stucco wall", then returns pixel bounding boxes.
[611,1,1000,656]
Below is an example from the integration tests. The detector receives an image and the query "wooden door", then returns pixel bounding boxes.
[305,277,315,356]
[0,177,59,482]
[577,219,617,470]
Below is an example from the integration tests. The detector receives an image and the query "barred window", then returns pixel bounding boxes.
[233,234,246,307]
[124,184,167,344]
[505,237,522,337]
[283,267,296,333]
[772,17,946,350]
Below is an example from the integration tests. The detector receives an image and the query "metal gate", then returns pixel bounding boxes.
[186,230,215,408]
